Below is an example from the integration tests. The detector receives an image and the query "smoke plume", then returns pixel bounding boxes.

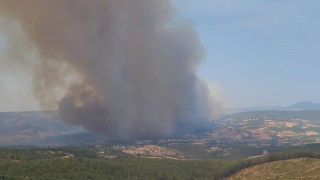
[0,0,222,139]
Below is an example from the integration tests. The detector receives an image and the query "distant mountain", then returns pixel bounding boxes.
[227,102,320,114]
[227,110,320,122]
[226,106,283,114]
[286,101,320,111]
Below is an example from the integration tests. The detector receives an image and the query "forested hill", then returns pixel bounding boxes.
[1,145,320,179]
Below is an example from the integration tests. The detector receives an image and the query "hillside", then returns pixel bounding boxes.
[0,147,238,179]
[229,158,320,180]
[2,110,320,159]
[221,110,320,147]
[0,145,320,179]
[0,111,93,146]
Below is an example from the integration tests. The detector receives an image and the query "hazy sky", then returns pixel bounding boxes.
[175,0,320,108]
[0,0,320,112]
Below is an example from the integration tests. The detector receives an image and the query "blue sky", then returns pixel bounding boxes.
[174,0,320,108]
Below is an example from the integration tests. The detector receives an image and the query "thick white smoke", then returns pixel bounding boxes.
[0,0,223,139]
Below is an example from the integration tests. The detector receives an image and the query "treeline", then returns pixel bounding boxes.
[0,156,238,179]
[171,144,264,159]
[0,145,320,179]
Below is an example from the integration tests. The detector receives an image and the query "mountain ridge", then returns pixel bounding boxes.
[286,101,320,110]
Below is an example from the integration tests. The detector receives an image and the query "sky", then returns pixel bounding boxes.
[175,0,320,108]
[0,0,320,112]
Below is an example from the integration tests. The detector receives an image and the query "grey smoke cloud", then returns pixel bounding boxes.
[0,0,222,139]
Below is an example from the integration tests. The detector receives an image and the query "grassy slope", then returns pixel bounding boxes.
[229,158,320,180]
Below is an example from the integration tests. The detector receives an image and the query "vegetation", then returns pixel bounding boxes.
[171,144,266,159]
[0,149,238,179]
[229,158,320,179]
[0,145,320,179]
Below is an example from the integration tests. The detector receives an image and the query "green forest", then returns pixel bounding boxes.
[0,145,320,179]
